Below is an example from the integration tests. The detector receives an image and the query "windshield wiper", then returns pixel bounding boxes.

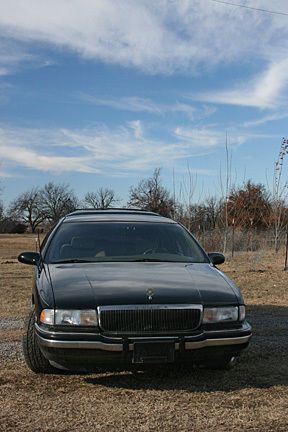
[51,259,94,264]
[131,258,180,262]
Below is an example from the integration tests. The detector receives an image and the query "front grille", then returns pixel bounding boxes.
[98,305,202,334]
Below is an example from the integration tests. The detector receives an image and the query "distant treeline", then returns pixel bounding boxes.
[0,168,287,253]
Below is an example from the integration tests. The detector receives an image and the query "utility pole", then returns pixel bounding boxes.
[284,224,288,271]
[231,218,235,257]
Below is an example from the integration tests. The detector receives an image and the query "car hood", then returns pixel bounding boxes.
[47,262,241,309]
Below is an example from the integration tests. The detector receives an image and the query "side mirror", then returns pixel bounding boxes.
[18,251,41,266]
[208,252,225,266]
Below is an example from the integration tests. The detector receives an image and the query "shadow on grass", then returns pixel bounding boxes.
[84,305,288,392]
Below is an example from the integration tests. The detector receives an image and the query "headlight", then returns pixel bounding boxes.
[40,309,97,326]
[40,309,54,325]
[203,306,239,323]
[239,305,246,321]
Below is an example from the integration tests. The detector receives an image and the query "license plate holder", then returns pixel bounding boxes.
[132,342,175,364]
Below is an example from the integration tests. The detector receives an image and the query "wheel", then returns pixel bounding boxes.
[22,309,57,374]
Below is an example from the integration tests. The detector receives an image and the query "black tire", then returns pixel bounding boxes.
[22,310,56,374]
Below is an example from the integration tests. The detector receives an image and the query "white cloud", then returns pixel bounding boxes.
[0,144,97,174]
[77,94,214,120]
[0,39,31,75]
[0,172,12,178]
[0,122,246,176]
[0,1,288,74]
[0,37,54,76]
[128,120,144,139]
[193,59,288,109]
[243,111,288,128]
[174,127,246,148]
[78,95,162,115]
[0,67,8,76]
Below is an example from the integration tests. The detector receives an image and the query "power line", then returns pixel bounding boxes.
[209,0,288,16]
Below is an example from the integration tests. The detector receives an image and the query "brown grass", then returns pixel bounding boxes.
[1,234,288,431]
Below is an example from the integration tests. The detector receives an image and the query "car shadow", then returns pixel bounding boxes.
[83,305,288,392]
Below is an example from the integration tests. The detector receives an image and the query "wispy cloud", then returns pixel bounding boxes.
[0,39,32,75]
[0,1,288,74]
[243,111,288,128]
[128,120,144,139]
[0,82,13,103]
[0,37,54,76]
[0,144,97,174]
[0,122,247,176]
[193,59,288,109]
[0,67,8,76]
[77,93,215,121]
[0,170,19,178]
[174,126,246,148]
[78,95,162,115]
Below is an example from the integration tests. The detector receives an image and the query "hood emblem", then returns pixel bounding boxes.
[146,288,154,301]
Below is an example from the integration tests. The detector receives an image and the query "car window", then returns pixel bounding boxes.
[45,221,209,263]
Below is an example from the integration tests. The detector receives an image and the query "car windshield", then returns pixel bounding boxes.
[45,221,209,263]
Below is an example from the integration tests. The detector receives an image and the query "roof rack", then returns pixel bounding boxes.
[65,208,161,217]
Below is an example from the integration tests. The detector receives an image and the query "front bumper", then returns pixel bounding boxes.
[36,321,252,368]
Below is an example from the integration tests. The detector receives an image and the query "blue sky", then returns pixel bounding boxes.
[0,0,287,206]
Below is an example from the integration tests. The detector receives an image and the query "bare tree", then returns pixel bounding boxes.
[203,196,223,230]
[226,181,271,251]
[0,169,3,220]
[40,182,78,224]
[227,181,271,230]
[270,138,288,252]
[8,188,45,233]
[175,163,198,229]
[0,180,3,220]
[128,168,175,217]
[0,200,4,220]
[219,133,233,253]
[84,188,119,209]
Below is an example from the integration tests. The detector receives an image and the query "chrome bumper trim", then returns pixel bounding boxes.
[185,334,251,350]
[37,333,251,351]
[35,323,122,340]
[37,334,124,351]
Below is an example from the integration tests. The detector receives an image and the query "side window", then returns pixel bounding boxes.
[40,222,59,253]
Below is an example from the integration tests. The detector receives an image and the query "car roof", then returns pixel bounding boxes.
[63,209,177,224]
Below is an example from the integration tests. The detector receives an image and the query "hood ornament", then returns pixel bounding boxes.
[146,288,154,301]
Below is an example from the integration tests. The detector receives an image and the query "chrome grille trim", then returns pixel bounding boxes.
[97,304,203,334]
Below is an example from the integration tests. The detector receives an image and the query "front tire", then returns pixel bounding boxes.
[22,310,56,374]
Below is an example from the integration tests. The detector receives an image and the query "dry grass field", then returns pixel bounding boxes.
[1,234,288,431]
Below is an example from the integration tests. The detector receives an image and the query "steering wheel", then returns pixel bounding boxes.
[143,247,169,255]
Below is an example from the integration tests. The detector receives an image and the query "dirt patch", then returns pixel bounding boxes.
[0,235,288,431]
